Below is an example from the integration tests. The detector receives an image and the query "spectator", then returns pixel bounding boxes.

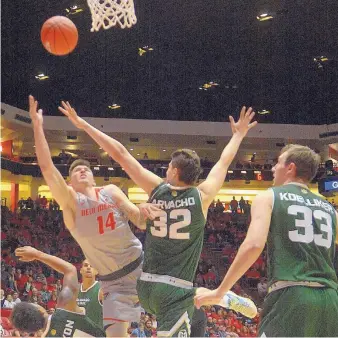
[28,288,39,303]
[12,292,21,305]
[15,269,28,292]
[1,265,10,287]
[215,199,225,214]
[40,283,51,303]
[23,276,34,296]
[230,196,238,214]
[143,153,149,160]
[131,322,146,337]
[26,197,34,209]
[239,197,245,214]
[47,293,58,310]
[8,273,18,293]
[41,196,48,209]
[3,294,15,309]
[18,198,26,210]
[47,307,55,315]
[59,149,71,164]
[55,279,62,294]
[0,289,5,307]
[144,319,153,337]
[244,200,251,214]
[46,271,56,284]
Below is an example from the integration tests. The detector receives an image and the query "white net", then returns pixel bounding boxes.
[87,0,137,31]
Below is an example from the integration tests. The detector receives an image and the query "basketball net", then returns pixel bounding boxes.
[87,0,137,31]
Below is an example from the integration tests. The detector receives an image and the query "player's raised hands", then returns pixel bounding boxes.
[15,246,42,262]
[28,95,43,127]
[58,101,87,129]
[229,106,257,137]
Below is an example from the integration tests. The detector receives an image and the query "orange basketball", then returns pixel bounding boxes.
[41,16,78,56]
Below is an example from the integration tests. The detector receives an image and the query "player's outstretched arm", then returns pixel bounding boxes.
[198,107,257,211]
[58,101,163,195]
[15,246,79,309]
[29,96,75,212]
[194,190,272,308]
[107,185,161,229]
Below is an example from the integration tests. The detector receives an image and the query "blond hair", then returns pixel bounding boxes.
[69,159,91,176]
[281,144,321,182]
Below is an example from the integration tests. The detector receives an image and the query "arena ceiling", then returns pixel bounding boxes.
[2,0,338,125]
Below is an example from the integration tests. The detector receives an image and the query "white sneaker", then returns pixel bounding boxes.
[226,291,257,318]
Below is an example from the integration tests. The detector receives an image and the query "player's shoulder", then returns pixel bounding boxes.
[252,189,274,207]
[149,181,168,199]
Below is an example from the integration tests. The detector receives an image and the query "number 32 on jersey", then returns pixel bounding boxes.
[151,209,191,240]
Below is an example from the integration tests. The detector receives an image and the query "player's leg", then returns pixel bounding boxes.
[102,269,142,338]
[259,286,334,337]
[156,290,196,338]
[190,307,207,337]
[104,320,130,338]
[316,288,338,337]
[195,287,257,318]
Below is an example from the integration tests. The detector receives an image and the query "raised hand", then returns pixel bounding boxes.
[229,107,257,137]
[29,95,43,127]
[58,101,87,129]
[15,246,42,262]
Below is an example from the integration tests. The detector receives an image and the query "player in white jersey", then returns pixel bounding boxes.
[28,95,160,337]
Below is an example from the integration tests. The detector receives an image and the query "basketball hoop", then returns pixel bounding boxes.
[87,0,137,31]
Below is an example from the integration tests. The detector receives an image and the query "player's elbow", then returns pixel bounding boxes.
[242,240,265,252]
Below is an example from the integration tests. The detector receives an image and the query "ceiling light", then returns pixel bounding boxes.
[108,167,114,171]
[35,73,49,80]
[65,4,84,16]
[93,166,100,171]
[163,149,166,152]
[258,109,271,115]
[314,56,329,63]
[257,13,274,21]
[138,46,154,56]
[314,56,329,69]
[241,170,247,174]
[130,148,134,151]
[108,104,121,110]
[137,153,140,156]
[199,82,219,91]
[228,170,234,174]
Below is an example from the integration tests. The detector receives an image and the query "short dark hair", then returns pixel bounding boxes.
[171,149,203,185]
[281,144,321,182]
[10,302,46,333]
[69,159,91,176]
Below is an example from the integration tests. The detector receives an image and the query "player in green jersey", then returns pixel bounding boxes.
[10,246,106,337]
[60,102,258,336]
[195,144,338,337]
[77,259,103,329]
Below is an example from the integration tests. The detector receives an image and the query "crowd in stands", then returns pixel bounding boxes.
[1,195,337,337]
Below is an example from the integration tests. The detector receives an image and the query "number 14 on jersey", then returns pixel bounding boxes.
[97,212,116,234]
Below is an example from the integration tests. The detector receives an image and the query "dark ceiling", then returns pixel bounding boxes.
[2,0,338,124]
